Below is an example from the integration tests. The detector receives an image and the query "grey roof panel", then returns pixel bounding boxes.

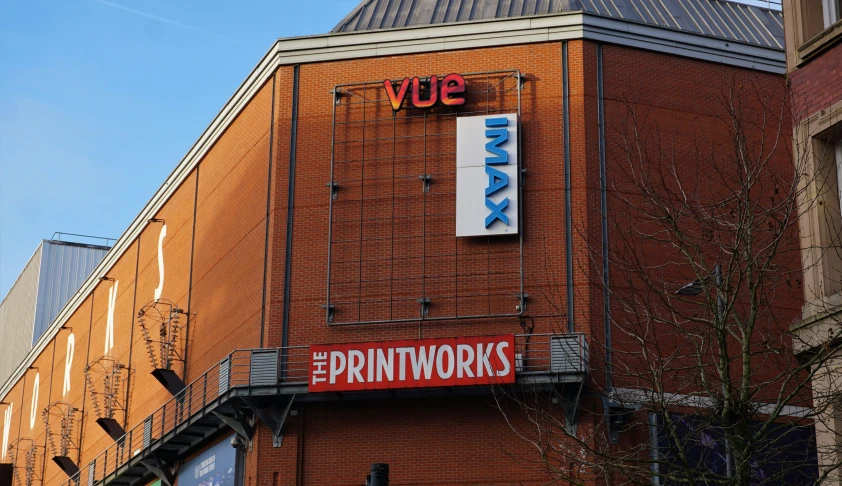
[661,0,697,31]
[331,0,783,50]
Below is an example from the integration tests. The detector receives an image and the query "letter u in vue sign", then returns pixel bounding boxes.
[455,113,519,237]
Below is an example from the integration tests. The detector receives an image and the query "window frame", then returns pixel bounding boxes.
[824,0,841,28]
[787,0,842,67]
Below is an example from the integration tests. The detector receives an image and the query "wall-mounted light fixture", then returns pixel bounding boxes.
[148,218,165,224]
[330,89,343,105]
[99,276,114,282]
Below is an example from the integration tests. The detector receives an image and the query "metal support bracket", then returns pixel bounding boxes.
[418,174,431,192]
[602,394,641,444]
[211,407,255,445]
[515,293,529,313]
[243,395,296,448]
[141,457,176,486]
[557,381,584,435]
[326,182,339,200]
[322,304,335,323]
[52,456,80,478]
[329,89,342,105]
[417,298,430,317]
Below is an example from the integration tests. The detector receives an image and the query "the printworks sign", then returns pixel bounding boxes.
[308,335,516,392]
[456,113,519,237]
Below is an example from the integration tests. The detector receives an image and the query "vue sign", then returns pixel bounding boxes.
[308,335,515,392]
[383,74,466,111]
[455,113,519,237]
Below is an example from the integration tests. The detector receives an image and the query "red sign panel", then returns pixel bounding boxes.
[308,334,515,392]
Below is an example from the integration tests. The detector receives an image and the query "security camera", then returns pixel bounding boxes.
[230,436,247,450]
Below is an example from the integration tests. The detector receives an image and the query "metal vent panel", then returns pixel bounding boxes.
[219,358,230,395]
[550,335,587,373]
[142,417,152,449]
[86,461,95,486]
[249,350,278,386]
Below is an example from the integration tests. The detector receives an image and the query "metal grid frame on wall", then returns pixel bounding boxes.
[324,69,525,326]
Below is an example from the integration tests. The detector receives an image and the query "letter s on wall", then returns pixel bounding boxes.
[154,224,167,301]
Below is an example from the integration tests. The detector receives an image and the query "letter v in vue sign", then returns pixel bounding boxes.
[308,335,516,392]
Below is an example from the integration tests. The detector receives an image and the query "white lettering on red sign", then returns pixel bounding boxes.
[308,335,515,392]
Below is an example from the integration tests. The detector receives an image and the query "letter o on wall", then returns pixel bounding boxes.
[436,345,455,379]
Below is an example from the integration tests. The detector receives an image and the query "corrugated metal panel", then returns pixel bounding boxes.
[143,417,153,448]
[0,244,42,386]
[32,241,108,344]
[0,239,108,387]
[331,0,783,50]
[249,350,279,386]
[219,357,230,396]
[550,335,586,373]
[87,460,95,486]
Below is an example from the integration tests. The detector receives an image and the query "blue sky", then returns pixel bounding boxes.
[0,0,358,296]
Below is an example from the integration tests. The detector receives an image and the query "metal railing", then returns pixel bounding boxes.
[515,333,588,375]
[64,333,587,486]
[63,348,303,486]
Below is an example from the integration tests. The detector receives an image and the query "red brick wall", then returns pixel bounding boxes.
[280,42,569,352]
[600,44,800,399]
[252,398,555,486]
[266,67,295,349]
[790,41,842,117]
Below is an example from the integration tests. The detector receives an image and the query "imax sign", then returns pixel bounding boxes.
[456,113,519,237]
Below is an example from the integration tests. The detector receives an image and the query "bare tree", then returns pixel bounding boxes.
[494,73,842,486]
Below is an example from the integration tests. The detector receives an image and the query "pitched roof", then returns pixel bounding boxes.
[331,0,783,50]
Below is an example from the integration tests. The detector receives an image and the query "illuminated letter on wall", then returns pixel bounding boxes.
[29,374,39,430]
[154,224,167,301]
[1,403,12,459]
[105,281,118,355]
[63,333,75,398]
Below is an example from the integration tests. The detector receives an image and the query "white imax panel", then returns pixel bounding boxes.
[456,113,518,237]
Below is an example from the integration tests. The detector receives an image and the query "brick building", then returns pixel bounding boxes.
[0,0,804,485]
[785,0,842,480]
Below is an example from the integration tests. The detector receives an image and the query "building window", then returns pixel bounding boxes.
[837,141,842,215]
[824,0,842,28]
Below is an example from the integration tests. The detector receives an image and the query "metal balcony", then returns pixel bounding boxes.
[62,333,587,486]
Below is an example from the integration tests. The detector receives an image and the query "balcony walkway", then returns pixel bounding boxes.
[64,333,587,486]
